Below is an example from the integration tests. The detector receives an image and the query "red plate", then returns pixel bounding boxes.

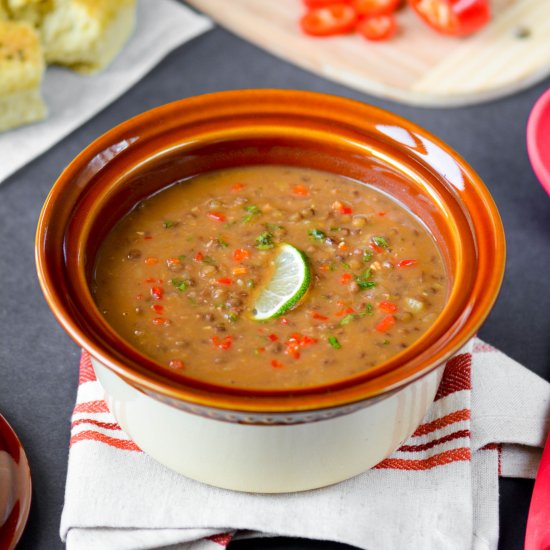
[0,414,32,550]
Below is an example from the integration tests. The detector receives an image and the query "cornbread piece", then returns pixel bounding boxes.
[5,0,54,27]
[40,0,136,74]
[0,19,46,132]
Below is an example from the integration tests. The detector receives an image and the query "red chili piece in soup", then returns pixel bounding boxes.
[92,166,448,390]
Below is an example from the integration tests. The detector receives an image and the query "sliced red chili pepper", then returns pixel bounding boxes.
[151,287,163,300]
[311,311,329,321]
[292,184,310,196]
[396,259,418,268]
[353,0,400,16]
[379,301,398,313]
[194,251,204,262]
[152,317,170,327]
[304,0,351,5]
[152,304,164,314]
[168,359,185,369]
[208,212,226,222]
[268,334,279,342]
[408,0,490,36]
[211,335,233,350]
[376,315,396,332]
[217,277,232,286]
[271,359,285,369]
[233,248,250,263]
[340,273,353,284]
[357,14,397,41]
[300,4,357,36]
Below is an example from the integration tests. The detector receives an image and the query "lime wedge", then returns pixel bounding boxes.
[252,243,311,320]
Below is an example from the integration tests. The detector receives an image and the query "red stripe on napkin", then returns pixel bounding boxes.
[73,400,110,414]
[374,448,471,470]
[412,409,470,437]
[71,419,122,431]
[70,430,141,451]
[79,351,97,385]
[398,429,470,452]
[434,353,471,400]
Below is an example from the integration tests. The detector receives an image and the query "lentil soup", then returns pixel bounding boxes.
[93,165,447,390]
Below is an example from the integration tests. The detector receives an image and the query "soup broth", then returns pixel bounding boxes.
[93,165,447,389]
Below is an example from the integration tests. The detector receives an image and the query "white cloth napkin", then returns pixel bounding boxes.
[60,338,550,550]
[0,0,212,185]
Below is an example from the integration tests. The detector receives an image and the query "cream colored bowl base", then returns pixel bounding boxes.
[93,358,444,493]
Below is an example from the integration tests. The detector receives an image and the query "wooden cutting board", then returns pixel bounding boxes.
[187,0,550,107]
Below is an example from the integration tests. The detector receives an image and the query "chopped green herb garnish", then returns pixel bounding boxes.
[243,204,261,223]
[308,228,327,241]
[266,223,283,232]
[339,314,355,326]
[372,236,389,249]
[330,226,341,232]
[363,250,374,262]
[226,312,239,323]
[171,278,188,292]
[341,261,351,269]
[163,219,175,229]
[255,231,275,250]
[217,238,229,248]
[329,263,337,272]
[203,255,216,265]
[359,303,374,317]
[328,336,342,350]
[247,279,256,289]
[355,269,377,290]
[382,339,390,345]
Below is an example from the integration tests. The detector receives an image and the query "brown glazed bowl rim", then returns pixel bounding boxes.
[35,89,505,413]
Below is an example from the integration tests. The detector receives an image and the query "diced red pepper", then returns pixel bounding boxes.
[332,200,353,215]
[208,212,226,222]
[268,334,279,342]
[379,301,398,313]
[231,182,245,192]
[143,235,153,240]
[370,242,384,254]
[340,273,353,284]
[152,304,164,314]
[271,359,285,369]
[168,359,185,369]
[211,335,233,350]
[144,257,159,265]
[152,317,170,327]
[166,257,181,268]
[311,311,329,321]
[336,306,355,317]
[376,315,396,332]
[292,184,310,196]
[194,251,204,262]
[396,259,418,268]
[151,287,164,300]
[217,277,232,286]
[280,317,289,325]
[233,248,250,263]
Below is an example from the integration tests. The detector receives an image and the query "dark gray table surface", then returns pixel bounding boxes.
[1,18,549,550]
